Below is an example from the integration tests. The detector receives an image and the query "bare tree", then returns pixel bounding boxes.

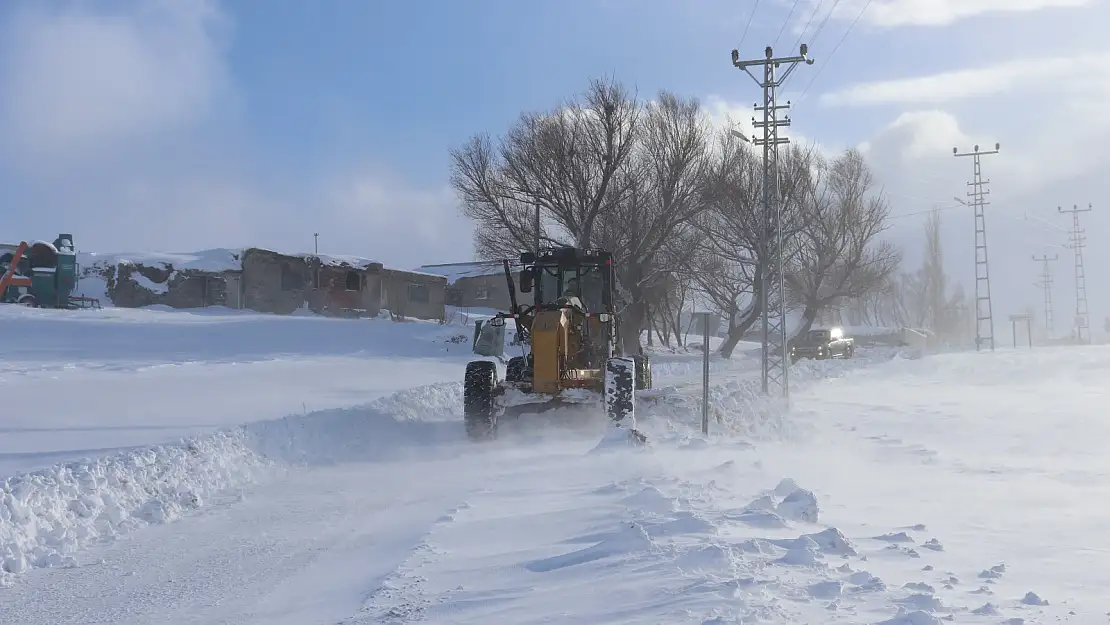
[449,78,641,258]
[593,92,712,353]
[690,134,816,357]
[449,82,712,353]
[785,148,901,336]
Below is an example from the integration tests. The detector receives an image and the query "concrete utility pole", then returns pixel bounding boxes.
[1032,253,1058,336]
[731,44,814,399]
[1059,203,1093,344]
[953,143,1001,352]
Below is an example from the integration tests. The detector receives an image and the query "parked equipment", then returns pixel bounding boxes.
[0,234,100,309]
[463,247,652,443]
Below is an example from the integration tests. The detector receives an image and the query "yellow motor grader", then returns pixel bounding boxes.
[463,246,652,443]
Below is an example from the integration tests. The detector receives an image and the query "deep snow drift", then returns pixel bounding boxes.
[0,305,482,475]
[0,304,1099,624]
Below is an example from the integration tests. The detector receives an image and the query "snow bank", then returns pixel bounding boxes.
[0,430,265,586]
[0,370,476,586]
[0,329,901,586]
[637,346,903,442]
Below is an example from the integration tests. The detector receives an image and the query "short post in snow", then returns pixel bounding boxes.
[701,312,711,435]
[1009,313,1033,349]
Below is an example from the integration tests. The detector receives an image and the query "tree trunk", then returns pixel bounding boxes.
[620,297,647,356]
[718,274,762,359]
[719,298,760,358]
[791,301,820,340]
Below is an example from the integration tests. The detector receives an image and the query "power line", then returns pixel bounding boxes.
[773,0,803,49]
[789,0,826,53]
[792,0,873,108]
[809,0,843,44]
[737,0,763,54]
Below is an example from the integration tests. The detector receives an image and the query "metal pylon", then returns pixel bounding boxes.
[1033,254,1058,337]
[732,44,813,398]
[1059,203,1092,343]
[954,143,1000,351]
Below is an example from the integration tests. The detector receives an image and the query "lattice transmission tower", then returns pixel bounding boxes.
[1032,254,1058,336]
[731,44,814,398]
[1059,203,1092,344]
[953,143,1000,351]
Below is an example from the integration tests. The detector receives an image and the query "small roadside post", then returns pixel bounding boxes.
[1009,313,1033,349]
[701,311,711,435]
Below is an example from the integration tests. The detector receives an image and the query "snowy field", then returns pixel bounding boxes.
[0,304,1104,624]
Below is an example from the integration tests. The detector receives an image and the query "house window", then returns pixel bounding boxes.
[281,264,303,291]
[345,270,361,291]
[408,282,429,304]
[475,285,490,300]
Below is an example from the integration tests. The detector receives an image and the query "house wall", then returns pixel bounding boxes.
[241,248,384,317]
[107,263,241,309]
[382,269,447,321]
[452,274,513,311]
[225,274,243,309]
[308,265,382,317]
[241,249,311,314]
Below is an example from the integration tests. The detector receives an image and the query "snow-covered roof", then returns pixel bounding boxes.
[78,248,387,273]
[385,267,449,281]
[416,261,518,284]
[250,248,382,270]
[80,249,245,272]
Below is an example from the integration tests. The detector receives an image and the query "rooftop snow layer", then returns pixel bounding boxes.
[417,261,519,284]
[281,251,381,270]
[80,249,244,273]
[78,248,388,273]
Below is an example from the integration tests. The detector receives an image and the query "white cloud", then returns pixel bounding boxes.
[854,107,1110,335]
[321,169,474,268]
[702,95,835,157]
[821,53,1110,107]
[702,95,756,139]
[0,0,232,164]
[0,0,474,267]
[809,0,1090,28]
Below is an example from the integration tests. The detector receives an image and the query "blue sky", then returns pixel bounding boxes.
[1,0,1106,336]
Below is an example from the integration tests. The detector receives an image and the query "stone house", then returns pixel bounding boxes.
[79,246,450,321]
[381,269,448,321]
[80,249,244,309]
[416,261,517,311]
[241,248,384,317]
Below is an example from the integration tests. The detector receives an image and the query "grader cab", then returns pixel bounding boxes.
[462,246,651,442]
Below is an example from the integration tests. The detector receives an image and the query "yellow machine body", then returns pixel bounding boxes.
[526,304,607,396]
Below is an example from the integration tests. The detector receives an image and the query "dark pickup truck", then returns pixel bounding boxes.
[790,328,854,362]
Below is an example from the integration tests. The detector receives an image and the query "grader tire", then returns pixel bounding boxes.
[464,360,498,441]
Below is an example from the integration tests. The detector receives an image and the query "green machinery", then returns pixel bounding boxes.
[0,234,100,309]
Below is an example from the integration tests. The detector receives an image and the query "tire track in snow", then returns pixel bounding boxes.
[340,500,473,624]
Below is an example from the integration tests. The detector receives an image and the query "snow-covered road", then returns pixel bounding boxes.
[1,306,1105,623]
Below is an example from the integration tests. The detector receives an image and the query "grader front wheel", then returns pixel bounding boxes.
[464,360,498,441]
